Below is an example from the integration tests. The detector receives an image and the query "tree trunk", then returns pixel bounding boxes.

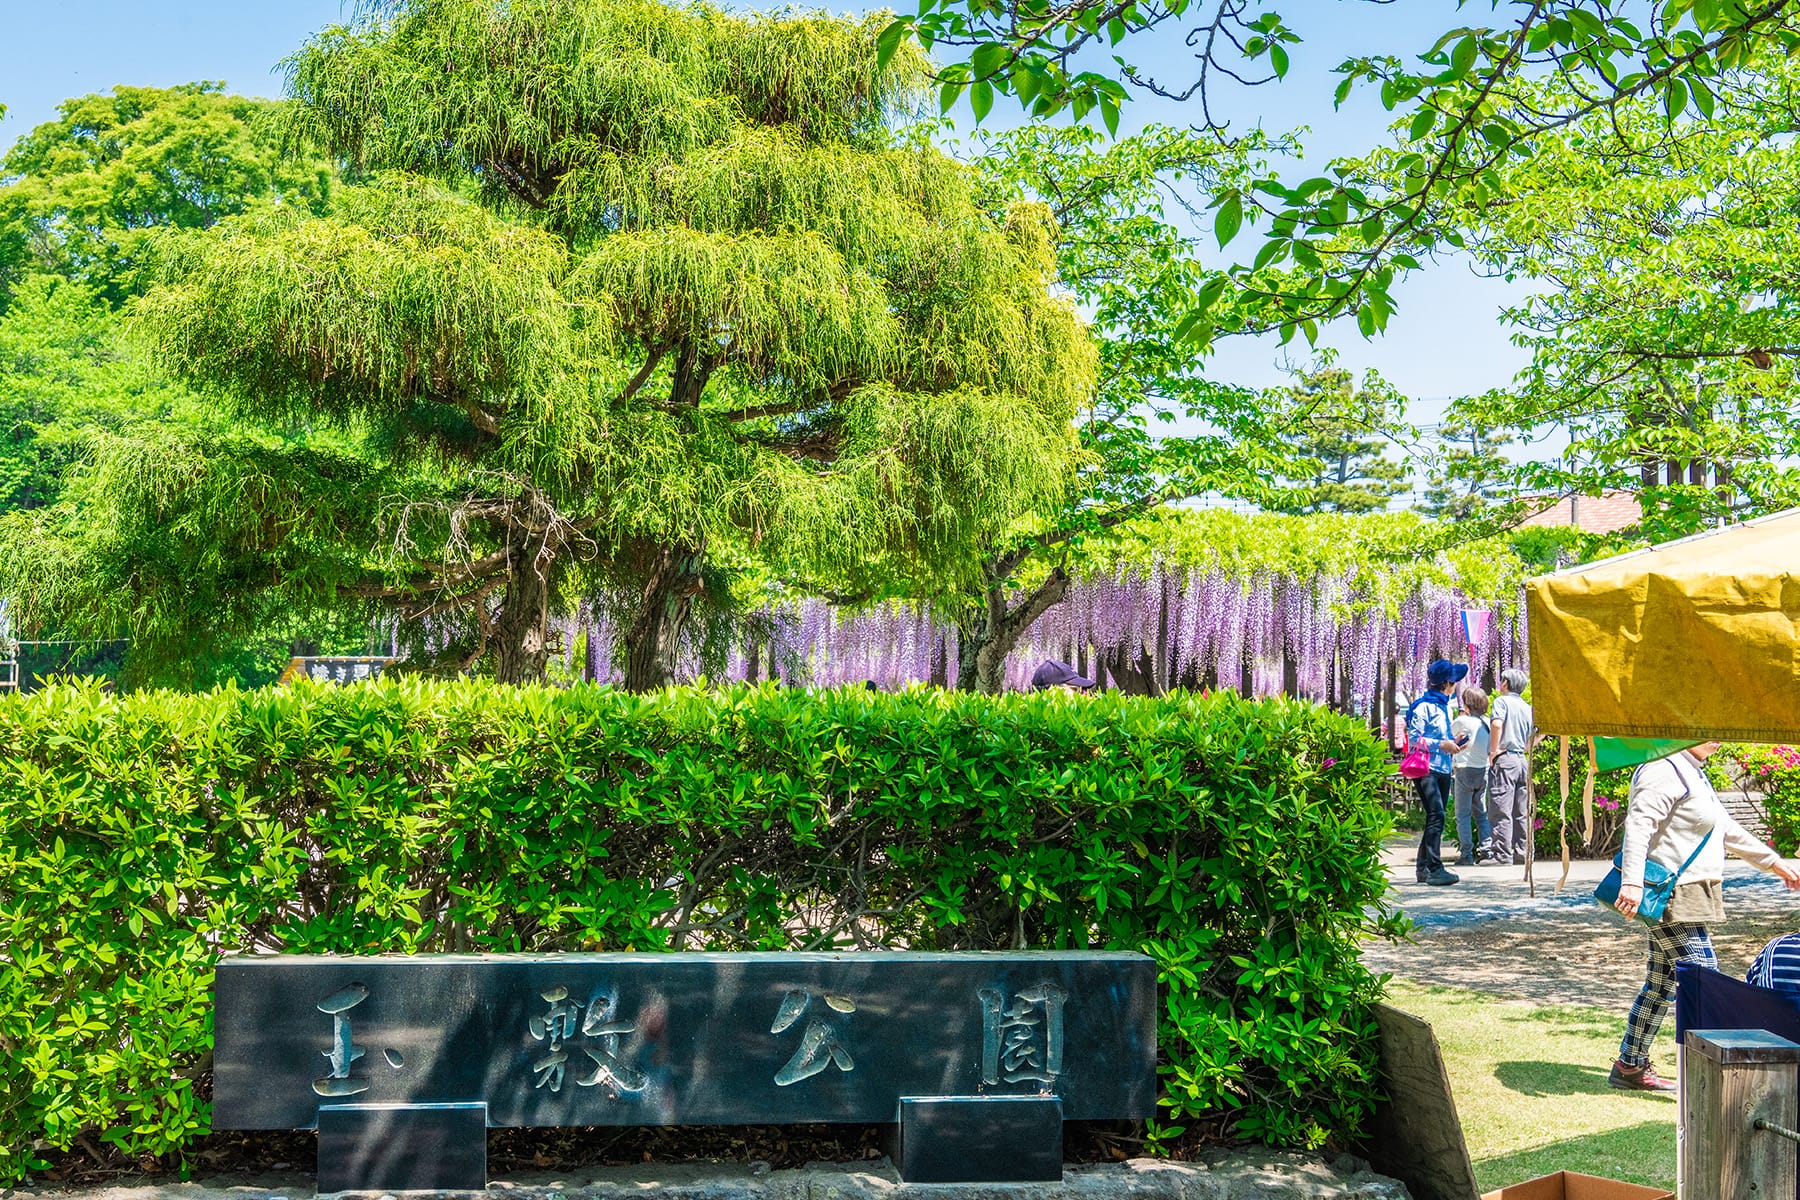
[956,628,1009,693]
[1154,585,1170,693]
[623,539,705,691]
[1368,659,1382,735]
[955,564,1070,693]
[1098,646,1158,696]
[492,530,553,684]
[1385,659,1400,750]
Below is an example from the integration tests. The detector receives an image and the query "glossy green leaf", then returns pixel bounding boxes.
[1215,191,1244,248]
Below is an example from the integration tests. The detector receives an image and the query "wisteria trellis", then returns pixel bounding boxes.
[548,564,1528,710]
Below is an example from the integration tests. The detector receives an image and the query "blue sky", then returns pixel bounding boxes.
[0,1,1539,444]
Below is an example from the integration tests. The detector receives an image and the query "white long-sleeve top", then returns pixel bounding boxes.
[1619,750,1779,890]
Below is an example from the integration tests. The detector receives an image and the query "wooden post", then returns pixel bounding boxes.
[1368,659,1383,734]
[1385,659,1400,751]
[1682,1029,1800,1199]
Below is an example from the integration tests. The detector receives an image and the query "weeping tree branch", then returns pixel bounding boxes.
[618,341,670,405]
[723,399,822,423]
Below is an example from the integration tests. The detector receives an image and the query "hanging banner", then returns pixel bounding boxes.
[1459,609,1492,649]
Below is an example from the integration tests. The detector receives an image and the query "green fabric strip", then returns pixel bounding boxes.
[1592,736,1700,773]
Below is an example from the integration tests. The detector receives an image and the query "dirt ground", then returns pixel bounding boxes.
[1363,840,1800,1010]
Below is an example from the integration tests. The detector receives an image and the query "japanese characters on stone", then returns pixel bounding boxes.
[770,988,856,1085]
[303,973,1077,1104]
[527,985,647,1095]
[979,983,1067,1088]
[312,982,402,1096]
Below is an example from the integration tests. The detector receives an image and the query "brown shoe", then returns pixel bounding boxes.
[1608,1059,1677,1092]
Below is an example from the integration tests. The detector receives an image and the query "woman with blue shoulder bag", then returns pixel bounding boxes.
[1605,742,1800,1091]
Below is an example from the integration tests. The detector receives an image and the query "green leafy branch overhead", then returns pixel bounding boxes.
[881,0,1800,345]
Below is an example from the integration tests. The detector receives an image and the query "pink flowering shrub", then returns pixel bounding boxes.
[1721,745,1800,855]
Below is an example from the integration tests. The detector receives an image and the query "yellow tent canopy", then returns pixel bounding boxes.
[1526,508,1800,743]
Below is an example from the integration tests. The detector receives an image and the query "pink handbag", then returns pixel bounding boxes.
[1399,694,1447,780]
[1399,745,1431,779]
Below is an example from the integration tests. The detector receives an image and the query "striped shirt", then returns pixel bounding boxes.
[1748,934,1800,992]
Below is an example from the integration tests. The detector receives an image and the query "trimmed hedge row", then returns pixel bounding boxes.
[0,680,1400,1178]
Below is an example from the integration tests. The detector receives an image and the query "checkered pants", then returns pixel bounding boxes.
[1618,921,1716,1067]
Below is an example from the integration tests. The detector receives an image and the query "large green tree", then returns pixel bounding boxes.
[1446,66,1800,537]
[0,83,333,307]
[5,0,1094,689]
[944,122,1306,691]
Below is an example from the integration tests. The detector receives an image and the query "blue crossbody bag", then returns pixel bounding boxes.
[1595,761,1717,923]
[1594,830,1712,923]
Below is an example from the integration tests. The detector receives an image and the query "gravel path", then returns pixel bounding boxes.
[1362,839,1800,1010]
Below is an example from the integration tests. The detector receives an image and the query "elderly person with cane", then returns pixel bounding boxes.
[1607,742,1800,1091]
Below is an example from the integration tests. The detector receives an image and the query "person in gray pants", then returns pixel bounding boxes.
[1450,686,1496,865]
[1486,668,1538,865]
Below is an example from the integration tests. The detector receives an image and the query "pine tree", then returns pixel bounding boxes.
[1419,409,1517,521]
[1266,366,1411,515]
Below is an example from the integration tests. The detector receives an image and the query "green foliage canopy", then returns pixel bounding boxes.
[1084,506,1529,619]
[0,83,333,307]
[938,122,1301,690]
[18,0,1097,688]
[0,275,210,513]
[879,1,1800,351]
[1444,67,1800,537]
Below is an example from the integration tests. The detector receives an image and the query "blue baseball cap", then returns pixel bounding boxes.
[1427,659,1469,687]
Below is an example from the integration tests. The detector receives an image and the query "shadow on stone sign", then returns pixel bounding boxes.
[1363,1002,1480,1200]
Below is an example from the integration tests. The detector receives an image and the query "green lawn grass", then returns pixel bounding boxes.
[1384,979,1678,1192]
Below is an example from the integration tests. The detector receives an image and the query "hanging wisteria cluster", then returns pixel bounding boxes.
[983,566,1526,702]
[557,564,1527,710]
[555,598,957,691]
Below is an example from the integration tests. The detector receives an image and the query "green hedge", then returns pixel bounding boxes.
[0,680,1399,1179]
